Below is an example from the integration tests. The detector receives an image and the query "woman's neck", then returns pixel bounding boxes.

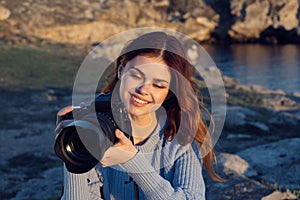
[130,112,158,144]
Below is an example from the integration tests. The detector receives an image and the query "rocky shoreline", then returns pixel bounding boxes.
[1,0,300,46]
[0,75,299,199]
[0,0,299,199]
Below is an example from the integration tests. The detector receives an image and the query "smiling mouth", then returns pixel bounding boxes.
[131,94,150,105]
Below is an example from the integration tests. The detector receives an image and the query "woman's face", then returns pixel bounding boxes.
[119,55,171,122]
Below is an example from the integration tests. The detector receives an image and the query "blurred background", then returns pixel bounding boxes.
[0,0,299,199]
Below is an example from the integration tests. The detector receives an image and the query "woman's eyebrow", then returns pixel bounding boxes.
[131,67,144,75]
[153,78,169,84]
[131,67,169,83]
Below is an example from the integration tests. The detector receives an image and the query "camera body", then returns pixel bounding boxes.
[54,92,131,174]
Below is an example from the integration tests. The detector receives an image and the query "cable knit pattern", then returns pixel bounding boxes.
[61,115,205,200]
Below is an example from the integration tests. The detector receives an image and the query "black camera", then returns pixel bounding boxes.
[54,92,131,174]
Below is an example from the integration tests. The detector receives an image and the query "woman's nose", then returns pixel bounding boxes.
[136,83,151,95]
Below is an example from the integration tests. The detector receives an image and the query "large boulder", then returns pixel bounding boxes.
[268,110,300,127]
[218,153,258,177]
[225,106,259,126]
[2,0,300,45]
[205,152,274,199]
[261,190,297,200]
[238,138,300,190]
[0,6,11,20]
[229,0,300,43]
[209,138,300,199]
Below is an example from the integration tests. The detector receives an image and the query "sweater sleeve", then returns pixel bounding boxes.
[121,141,206,200]
[61,164,103,200]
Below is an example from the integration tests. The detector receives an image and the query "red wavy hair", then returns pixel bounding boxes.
[102,31,222,181]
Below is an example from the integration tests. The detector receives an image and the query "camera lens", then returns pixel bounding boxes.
[55,126,99,174]
[54,92,131,174]
[63,128,95,162]
[54,114,119,174]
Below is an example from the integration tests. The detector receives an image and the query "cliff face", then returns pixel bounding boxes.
[0,0,299,45]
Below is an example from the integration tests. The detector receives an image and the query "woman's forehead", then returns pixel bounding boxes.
[125,56,171,78]
[126,55,166,66]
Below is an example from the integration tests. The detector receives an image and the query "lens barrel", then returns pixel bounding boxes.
[54,113,118,174]
[54,92,131,174]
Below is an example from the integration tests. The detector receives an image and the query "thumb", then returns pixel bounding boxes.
[57,106,73,116]
[115,129,127,144]
[56,105,74,125]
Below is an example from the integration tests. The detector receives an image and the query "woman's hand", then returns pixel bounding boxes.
[56,105,73,125]
[100,129,138,167]
[56,106,137,167]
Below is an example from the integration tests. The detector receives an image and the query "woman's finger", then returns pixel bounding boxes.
[57,105,73,116]
[113,129,127,146]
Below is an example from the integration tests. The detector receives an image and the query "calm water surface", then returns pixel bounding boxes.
[203,44,300,93]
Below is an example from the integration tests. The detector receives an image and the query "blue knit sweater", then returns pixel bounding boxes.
[61,115,206,200]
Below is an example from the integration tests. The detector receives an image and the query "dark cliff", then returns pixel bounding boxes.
[0,0,300,45]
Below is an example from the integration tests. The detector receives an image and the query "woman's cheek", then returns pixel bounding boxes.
[155,90,169,104]
[119,78,133,103]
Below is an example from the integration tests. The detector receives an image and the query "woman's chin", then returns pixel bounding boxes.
[128,108,150,119]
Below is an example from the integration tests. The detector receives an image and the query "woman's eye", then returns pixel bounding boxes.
[129,72,142,79]
[153,84,167,89]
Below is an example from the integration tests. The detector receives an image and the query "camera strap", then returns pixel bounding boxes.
[134,181,140,200]
[124,176,139,200]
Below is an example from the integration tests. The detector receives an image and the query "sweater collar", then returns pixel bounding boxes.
[135,113,167,153]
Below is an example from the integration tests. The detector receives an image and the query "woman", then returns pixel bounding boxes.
[59,31,222,200]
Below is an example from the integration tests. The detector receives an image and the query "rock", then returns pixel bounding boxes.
[249,85,286,95]
[272,0,299,31]
[0,6,11,20]
[292,92,300,98]
[229,0,300,43]
[223,75,240,88]
[31,20,129,45]
[218,153,258,177]
[234,84,286,96]
[204,160,273,200]
[268,110,300,127]
[246,122,269,132]
[205,177,274,199]
[184,17,214,42]
[262,190,298,200]
[229,0,272,41]
[226,109,246,126]
[226,133,252,140]
[238,138,300,190]
[262,95,299,111]
[1,0,300,45]
[225,106,259,126]
[196,16,217,29]
[10,167,63,200]
[227,84,299,112]
[84,9,94,20]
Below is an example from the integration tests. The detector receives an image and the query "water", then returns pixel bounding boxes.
[203,44,300,93]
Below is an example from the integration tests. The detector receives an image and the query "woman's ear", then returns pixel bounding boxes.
[117,63,124,79]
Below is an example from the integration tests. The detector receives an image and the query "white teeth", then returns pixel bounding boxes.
[132,96,148,104]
